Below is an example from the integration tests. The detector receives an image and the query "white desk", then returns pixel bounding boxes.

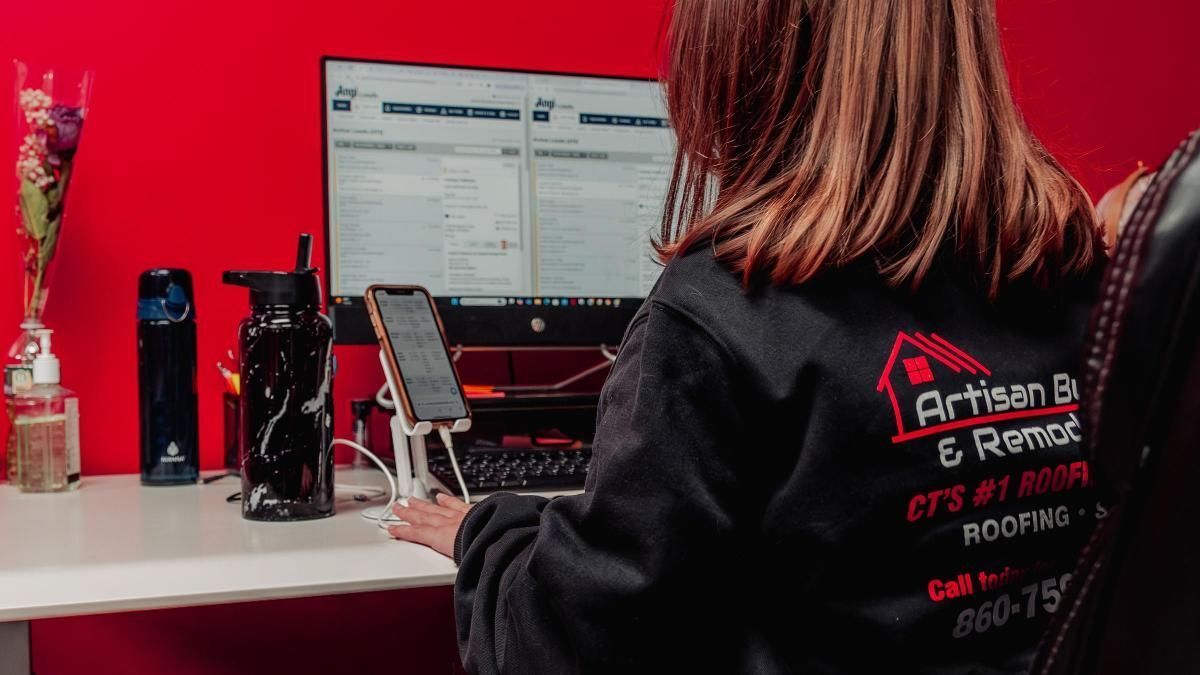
[0,469,458,674]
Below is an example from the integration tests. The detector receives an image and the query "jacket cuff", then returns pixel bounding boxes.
[453,492,550,566]
[453,501,483,565]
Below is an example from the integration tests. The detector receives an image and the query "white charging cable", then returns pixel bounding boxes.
[438,426,471,504]
[331,428,472,531]
[375,382,394,410]
[376,376,473,502]
[372,382,471,503]
[330,438,405,530]
[334,483,386,499]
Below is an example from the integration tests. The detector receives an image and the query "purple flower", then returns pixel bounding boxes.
[46,104,83,156]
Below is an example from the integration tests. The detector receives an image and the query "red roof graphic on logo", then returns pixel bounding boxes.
[877,332,992,439]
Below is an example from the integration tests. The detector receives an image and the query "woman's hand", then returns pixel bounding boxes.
[389,493,471,558]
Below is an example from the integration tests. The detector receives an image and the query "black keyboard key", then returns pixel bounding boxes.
[520,474,583,488]
[431,448,589,493]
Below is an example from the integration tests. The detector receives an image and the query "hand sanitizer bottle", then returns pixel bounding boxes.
[13,329,80,492]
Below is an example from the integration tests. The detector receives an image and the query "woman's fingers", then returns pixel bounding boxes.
[388,523,457,557]
[404,497,460,519]
[436,492,471,513]
[389,523,440,547]
[388,495,466,558]
[392,501,452,526]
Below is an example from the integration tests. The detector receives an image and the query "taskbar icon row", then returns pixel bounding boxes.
[448,297,624,308]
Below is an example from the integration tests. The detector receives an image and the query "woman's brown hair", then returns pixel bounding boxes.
[658,0,1103,297]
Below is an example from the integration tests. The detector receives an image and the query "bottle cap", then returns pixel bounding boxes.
[32,329,60,385]
[138,268,196,321]
[223,234,322,309]
[222,271,321,309]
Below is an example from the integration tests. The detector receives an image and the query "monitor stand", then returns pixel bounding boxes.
[376,344,618,404]
[486,345,618,394]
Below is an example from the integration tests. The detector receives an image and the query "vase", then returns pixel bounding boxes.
[6,60,92,480]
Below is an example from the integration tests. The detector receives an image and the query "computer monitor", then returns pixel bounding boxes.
[321,57,675,347]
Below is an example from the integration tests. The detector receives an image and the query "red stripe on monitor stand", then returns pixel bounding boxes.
[891,403,1080,444]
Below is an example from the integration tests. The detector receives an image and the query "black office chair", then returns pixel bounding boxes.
[1033,129,1200,675]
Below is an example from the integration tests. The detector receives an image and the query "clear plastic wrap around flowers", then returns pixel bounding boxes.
[9,60,92,360]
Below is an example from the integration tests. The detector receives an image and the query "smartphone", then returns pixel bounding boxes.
[365,285,471,427]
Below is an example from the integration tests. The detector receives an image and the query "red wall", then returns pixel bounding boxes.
[2,1,1199,673]
[995,1,1200,191]
[1,1,1198,476]
[0,0,671,477]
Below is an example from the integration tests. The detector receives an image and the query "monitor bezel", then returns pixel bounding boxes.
[320,55,666,347]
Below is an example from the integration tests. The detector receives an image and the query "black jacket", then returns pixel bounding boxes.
[454,250,1098,674]
[1034,130,1200,674]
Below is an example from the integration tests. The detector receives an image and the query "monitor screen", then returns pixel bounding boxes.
[321,58,675,346]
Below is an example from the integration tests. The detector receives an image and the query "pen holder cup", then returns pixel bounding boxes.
[223,391,240,471]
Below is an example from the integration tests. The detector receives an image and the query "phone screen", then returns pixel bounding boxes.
[373,289,468,421]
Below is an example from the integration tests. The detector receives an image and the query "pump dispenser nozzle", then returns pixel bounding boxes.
[32,328,60,385]
[36,328,52,355]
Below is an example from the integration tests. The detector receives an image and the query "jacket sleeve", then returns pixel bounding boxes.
[452,300,753,674]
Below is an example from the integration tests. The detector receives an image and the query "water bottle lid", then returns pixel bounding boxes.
[221,271,321,309]
[138,269,195,321]
[222,234,322,310]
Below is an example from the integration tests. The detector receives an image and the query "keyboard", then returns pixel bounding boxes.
[428,447,591,493]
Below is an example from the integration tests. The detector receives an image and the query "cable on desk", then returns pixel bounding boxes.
[218,436,458,529]
[438,426,471,504]
[331,439,405,530]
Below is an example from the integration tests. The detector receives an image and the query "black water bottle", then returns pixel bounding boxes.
[223,235,335,521]
[138,269,200,485]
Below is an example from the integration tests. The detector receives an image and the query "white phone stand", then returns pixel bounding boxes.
[379,350,471,499]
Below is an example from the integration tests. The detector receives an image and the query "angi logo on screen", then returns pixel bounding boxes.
[534,97,556,110]
[334,85,358,99]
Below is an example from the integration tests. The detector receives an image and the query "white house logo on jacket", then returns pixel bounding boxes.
[876,331,1083,469]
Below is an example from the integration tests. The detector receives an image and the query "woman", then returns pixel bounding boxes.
[392,1,1105,672]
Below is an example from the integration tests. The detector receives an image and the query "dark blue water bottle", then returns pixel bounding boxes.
[138,269,200,485]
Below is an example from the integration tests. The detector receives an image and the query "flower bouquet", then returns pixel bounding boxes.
[9,60,92,360]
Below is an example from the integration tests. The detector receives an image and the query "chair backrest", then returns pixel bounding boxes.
[1034,129,1200,674]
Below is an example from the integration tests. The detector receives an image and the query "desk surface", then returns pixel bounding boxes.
[0,469,458,622]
